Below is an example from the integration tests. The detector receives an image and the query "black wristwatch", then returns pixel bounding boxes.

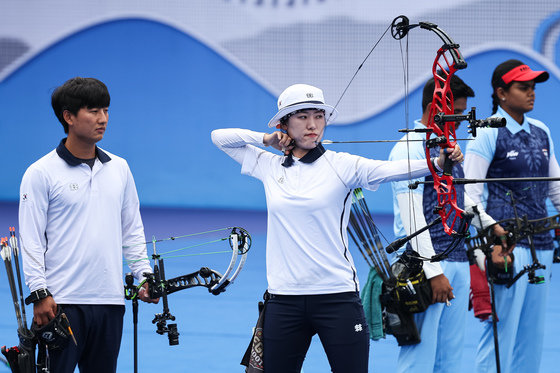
[25,288,52,305]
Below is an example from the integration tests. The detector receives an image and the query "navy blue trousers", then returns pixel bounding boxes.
[263,292,369,373]
[48,304,125,373]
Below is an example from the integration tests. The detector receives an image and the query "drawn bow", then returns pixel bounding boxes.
[329,16,505,258]
[391,16,508,242]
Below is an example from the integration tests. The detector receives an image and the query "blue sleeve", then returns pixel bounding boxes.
[388,138,425,196]
[465,127,498,162]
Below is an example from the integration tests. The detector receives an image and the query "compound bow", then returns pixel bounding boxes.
[466,199,554,287]
[124,226,251,345]
[362,16,506,260]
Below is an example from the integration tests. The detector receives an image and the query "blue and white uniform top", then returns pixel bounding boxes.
[389,120,494,278]
[212,128,437,295]
[465,107,560,250]
[19,140,152,305]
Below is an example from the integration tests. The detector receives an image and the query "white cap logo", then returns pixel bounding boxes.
[267,84,338,128]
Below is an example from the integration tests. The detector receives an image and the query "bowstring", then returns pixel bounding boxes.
[319,19,399,253]
[322,18,433,265]
[327,22,393,123]
[125,236,231,264]
[398,27,422,261]
[156,250,232,260]
[122,227,234,250]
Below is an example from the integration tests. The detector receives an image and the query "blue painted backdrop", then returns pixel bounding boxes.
[0,18,559,213]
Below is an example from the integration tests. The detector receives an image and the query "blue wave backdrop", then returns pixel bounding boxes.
[0,18,559,214]
[2,11,560,373]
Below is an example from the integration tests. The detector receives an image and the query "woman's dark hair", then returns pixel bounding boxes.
[278,108,325,127]
[51,77,110,133]
[490,59,524,114]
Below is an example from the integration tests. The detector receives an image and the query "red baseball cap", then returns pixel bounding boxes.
[501,64,549,85]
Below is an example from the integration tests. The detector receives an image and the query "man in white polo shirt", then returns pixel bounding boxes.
[19,77,155,372]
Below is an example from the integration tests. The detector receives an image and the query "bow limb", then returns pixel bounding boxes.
[144,226,252,297]
[420,22,471,237]
[387,16,473,240]
[209,227,251,295]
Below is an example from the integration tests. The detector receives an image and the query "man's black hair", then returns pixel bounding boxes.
[421,74,475,113]
[51,77,110,133]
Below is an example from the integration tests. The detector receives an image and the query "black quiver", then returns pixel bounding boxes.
[380,251,432,346]
[380,280,421,346]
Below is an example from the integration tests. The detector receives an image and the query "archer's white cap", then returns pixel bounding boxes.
[267,84,338,128]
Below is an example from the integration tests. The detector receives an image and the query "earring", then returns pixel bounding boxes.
[501,98,506,101]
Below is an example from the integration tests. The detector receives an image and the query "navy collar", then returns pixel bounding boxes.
[282,143,326,167]
[56,138,111,167]
[299,143,326,164]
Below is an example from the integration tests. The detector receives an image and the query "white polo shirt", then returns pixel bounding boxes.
[19,140,152,305]
[212,128,433,295]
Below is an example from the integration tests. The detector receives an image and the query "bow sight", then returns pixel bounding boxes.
[433,108,506,137]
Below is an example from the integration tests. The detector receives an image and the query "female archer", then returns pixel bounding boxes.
[211,83,463,372]
[465,59,560,373]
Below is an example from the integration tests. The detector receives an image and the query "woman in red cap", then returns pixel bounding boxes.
[465,59,560,372]
[212,83,463,373]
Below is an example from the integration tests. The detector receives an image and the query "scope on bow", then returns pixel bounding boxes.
[432,107,506,137]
